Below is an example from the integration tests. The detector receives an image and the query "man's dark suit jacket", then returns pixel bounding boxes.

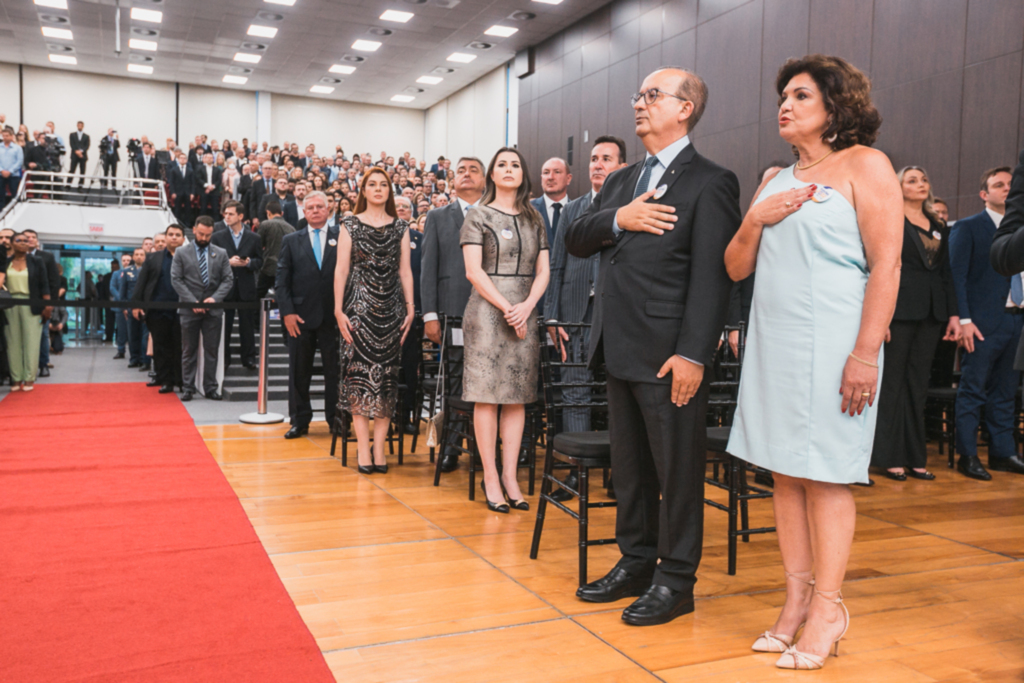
[69,131,89,161]
[565,143,742,382]
[187,146,209,169]
[250,176,276,220]
[33,249,60,301]
[275,226,340,331]
[102,137,120,162]
[22,254,52,314]
[420,201,472,320]
[237,174,254,218]
[25,144,49,171]
[259,193,298,227]
[989,147,1024,368]
[132,249,169,308]
[168,163,193,198]
[192,165,222,195]
[893,217,957,322]
[135,155,162,181]
[211,228,263,301]
[950,210,1010,336]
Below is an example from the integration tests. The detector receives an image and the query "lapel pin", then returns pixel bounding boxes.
[501,228,514,240]
[932,231,941,240]
[653,184,668,200]
[410,241,417,249]
[812,186,834,203]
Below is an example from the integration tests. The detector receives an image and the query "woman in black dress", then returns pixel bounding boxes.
[870,166,960,480]
[334,168,415,474]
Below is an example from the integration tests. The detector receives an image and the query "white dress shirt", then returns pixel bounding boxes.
[308,222,328,258]
[204,164,214,188]
[542,193,570,229]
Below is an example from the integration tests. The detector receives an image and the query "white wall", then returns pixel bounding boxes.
[178,84,258,148]
[0,63,19,124]
[425,65,509,165]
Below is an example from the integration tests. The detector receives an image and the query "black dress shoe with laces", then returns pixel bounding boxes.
[621,585,695,626]
[989,455,1024,475]
[38,367,50,378]
[206,390,222,401]
[180,391,194,402]
[158,384,175,393]
[284,425,308,439]
[113,352,125,359]
[958,455,992,481]
[551,472,578,502]
[146,380,161,387]
[439,452,460,473]
[576,566,654,603]
[403,423,419,435]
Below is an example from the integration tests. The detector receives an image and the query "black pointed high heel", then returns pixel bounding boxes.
[501,481,529,511]
[374,463,389,474]
[357,464,374,475]
[481,480,509,513]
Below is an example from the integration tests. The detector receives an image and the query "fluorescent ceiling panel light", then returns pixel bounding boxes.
[233,52,261,63]
[416,76,442,84]
[48,54,77,64]
[128,64,153,74]
[223,75,248,84]
[380,9,413,22]
[41,26,73,40]
[247,24,278,38]
[484,25,517,37]
[34,0,67,9]
[310,85,334,94]
[532,0,564,4]
[128,38,157,51]
[130,7,163,23]
[329,64,356,74]
[264,0,297,5]
[352,39,381,51]
[447,52,476,63]
[391,95,415,102]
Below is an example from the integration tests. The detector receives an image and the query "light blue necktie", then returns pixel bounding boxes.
[1012,274,1023,306]
[633,156,660,200]
[312,229,322,269]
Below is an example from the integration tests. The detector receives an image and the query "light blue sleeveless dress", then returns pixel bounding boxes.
[726,165,882,484]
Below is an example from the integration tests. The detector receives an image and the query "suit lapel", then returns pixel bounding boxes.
[297,226,319,270]
[904,219,934,270]
[611,145,697,257]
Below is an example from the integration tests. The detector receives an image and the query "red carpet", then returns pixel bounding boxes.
[0,384,334,683]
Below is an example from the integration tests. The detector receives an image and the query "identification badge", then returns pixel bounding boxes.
[329,239,337,246]
[501,228,514,240]
[653,184,668,200]
[811,186,834,203]
[410,241,417,249]
[452,328,464,346]
[932,231,941,240]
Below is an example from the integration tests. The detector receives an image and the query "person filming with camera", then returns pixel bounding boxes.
[100,129,120,186]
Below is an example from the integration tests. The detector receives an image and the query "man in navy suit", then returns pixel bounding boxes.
[949,166,1024,479]
[168,151,194,227]
[531,157,572,315]
[135,142,162,181]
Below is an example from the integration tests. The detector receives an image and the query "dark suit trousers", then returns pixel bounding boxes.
[68,155,87,183]
[956,312,1023,460]
[287,323,339,429]
[148,314,182,387]
[223,295,256,366]
[198,190,220,220]
[180,311,222,395]
[400,317,423,422]
[173,193,192,228]
[871,319,944,470]
[102,159,117,186]
[607,373,708,594]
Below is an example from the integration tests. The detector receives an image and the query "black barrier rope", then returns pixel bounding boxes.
[1,299,265,310]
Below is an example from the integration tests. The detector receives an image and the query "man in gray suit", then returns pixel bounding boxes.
[172,215,233,401]
[420,155,486,472]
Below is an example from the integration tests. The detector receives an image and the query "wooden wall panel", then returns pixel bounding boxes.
[808,0,873,72]
[957,52,1023,197]
[609,17,641,65]
[663,0,698,40]
[760,0,810,120]
[965,0,1024,65]
[694,0,763,137]
[870,0,967,91]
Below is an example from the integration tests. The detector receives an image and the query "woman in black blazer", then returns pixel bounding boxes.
[871,167,960,480]
[5,232,51,390]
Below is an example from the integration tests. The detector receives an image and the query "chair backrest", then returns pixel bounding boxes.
[708,322,746,427]
[440,315,464,400]
[539,322,608,436]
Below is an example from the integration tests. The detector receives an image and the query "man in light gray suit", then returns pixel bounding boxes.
[172,215,233,401]
[420,155,486,472]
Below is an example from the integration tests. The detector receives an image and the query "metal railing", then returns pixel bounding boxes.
[0,170,168,222]
[239,297,285,424]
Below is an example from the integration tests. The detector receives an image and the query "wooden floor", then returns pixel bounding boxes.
[200,423,1024,682]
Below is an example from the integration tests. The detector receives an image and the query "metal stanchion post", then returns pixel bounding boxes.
[240,297,285,424]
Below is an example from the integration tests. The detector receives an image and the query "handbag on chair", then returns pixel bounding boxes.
[425,328,446,449]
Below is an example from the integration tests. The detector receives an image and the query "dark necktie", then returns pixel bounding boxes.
[633,156,660,200]
[551,202,562,233]
[198,247,209,286]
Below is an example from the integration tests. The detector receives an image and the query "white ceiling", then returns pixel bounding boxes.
[0,0,606,109]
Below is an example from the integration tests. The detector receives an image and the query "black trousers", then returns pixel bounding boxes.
[104,304,116,341]
[607,372,709,594]
[257,273,274,301]
[147,313,182,388]
[400,317,423,423]
[173,193,192,228]
[223,298,256,367]
[287,322,339,429]
[101,159,117,186]
[197,190,220,220]
[871,318,944,470]
[68,155,87,184]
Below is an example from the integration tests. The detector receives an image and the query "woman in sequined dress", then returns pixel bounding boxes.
[334,167,415,474]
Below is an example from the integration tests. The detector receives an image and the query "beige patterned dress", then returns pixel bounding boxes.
[459,205,548,404]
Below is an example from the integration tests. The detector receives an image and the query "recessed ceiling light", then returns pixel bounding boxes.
[48,54,77,64]
[447,52,476,63]
[128,38,157,51]
[391,95,415,102]
[352,39,381,52]
[41,26,73,40]
[329,64,356,74]
[233,52,262,64]
[247,24,278,38]
[264,0,297,5]
[416,75,442,84]
[484,25,517,37]
[532,0,563,4]
[310,85,334,94]
[34,0,67,9]
[223,75,248,84]
[130,7,163,23]
[127,64,154,74]
[380,9,413,22]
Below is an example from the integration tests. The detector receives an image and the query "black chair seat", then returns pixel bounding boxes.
[707,426,731,453]
[553,431,611,461]
[928,387,958,401]
[448,397,474,412]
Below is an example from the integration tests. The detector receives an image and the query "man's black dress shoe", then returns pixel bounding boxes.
[146,380,161,387]
[127,362,142,368]
[284,425,308,439]
[907,469,936,480]
[243,363,258,371]
[989,455,1024,475]
[206,390,222,401]
[38,367,50,378]
[140,364,152,372]
[439,453,459,473]
[551,472,578,503]
[882,469,907,481]
[180,391,194,402]
[113,352,125,359]
[576,566,653,603]
[158,384,175,393]
[403,422,419,435]
[958,455,992,481]
[622,585,695,626]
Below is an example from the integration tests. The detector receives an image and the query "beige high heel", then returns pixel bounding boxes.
[751,570,815,653]
[775,589,849,670]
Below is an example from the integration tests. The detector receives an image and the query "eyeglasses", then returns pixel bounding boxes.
[630,88,689,107]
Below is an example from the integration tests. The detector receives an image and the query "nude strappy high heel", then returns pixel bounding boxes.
[751,570,815,653]
[775,589,849,670]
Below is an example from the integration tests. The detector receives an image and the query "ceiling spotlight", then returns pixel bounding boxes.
[329,64,356,74]
[380,9,413,22]
[41,26,73,40]
[431,66,455,74]
[508,10,536,20]
[532,0,563,4]
[247,24,278,38]
[131,27,159,36]
[467,41,492,49]
[368,27,393,36]
[241,41,267,51]
[48,54,77,64]
[416,75,442,84]
[310,85,334,94]
[223,75,248,84]
[342,54,365,63]
[233,52,262,63]
[391,95,415,102]
[128,38,158,51]
[34,0,67,9]
[38,14,69,23]
[128,64,154,74]
[447,52,475,63]
[352,39,381,51]
[264,0,297,5]
[484,25,517,37]
[130,7,163,23]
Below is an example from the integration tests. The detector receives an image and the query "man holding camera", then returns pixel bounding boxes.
[101,129,120,186]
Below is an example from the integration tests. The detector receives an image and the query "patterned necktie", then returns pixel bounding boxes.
[633,156,660,200]
[198,247,209,286]
[1012,274,1023,307]
[312,229,323,269]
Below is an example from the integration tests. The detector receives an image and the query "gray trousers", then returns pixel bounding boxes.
[180,311,221,394]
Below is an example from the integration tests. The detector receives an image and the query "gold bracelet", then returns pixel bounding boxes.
[848,352,879,369]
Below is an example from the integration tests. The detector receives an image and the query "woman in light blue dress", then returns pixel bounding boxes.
[724,55,903,671]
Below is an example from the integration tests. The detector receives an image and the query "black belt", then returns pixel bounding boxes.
[1007,307,1023,315]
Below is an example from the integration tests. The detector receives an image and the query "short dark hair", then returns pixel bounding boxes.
[456,156,485,174]
[592,135,627,164]
[165,224,186,236]
[981,166,1012,193]
[775,54,881,150]
[194,216,215,229]
[266,200,283,215]
[21,229,37,236]
[222,200,245,215]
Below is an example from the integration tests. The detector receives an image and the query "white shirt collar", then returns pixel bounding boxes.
[647,134,691,170]
[986,207,1004,228]
[307,223,327,233]
[543,193,568,210]
[457,197,478,214]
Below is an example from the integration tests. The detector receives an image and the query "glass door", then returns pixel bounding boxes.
[81,255,114,339]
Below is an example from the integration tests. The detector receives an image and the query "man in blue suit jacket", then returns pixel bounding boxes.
[949,166,1023,479]
[531,157,572,316]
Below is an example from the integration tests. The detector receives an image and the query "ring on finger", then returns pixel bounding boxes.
[785,201,792,208]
